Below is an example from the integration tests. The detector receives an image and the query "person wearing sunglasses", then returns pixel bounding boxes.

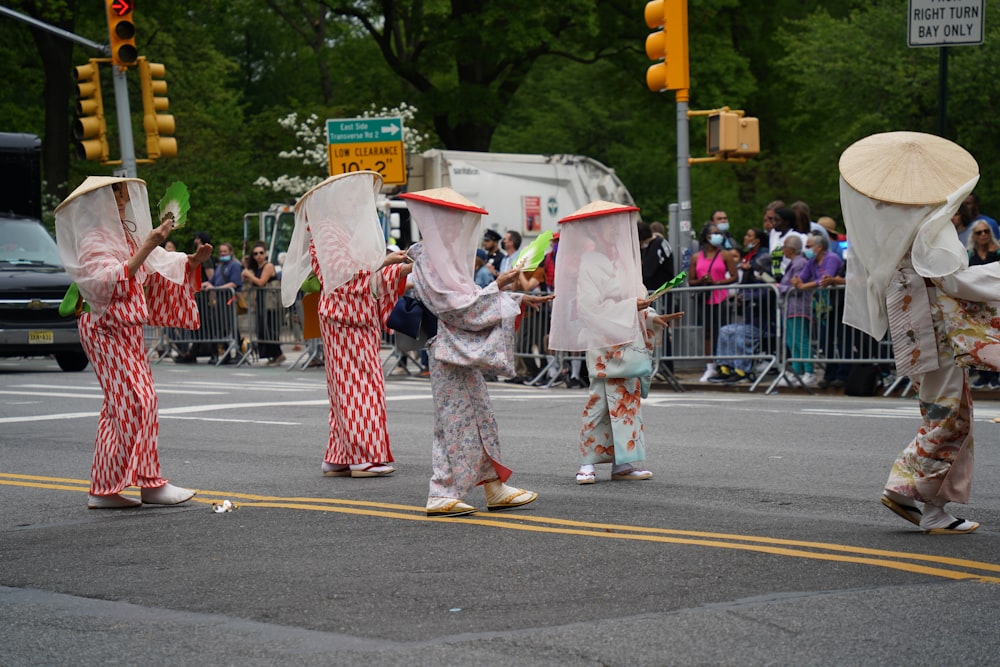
[242,241,284,365]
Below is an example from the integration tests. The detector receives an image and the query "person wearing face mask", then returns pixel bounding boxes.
[204,242,244,364]
[689,222,738,382]
[710,209,739,257]
[776,234,817,386]
[709,228,774,383]
[791,232,846,388]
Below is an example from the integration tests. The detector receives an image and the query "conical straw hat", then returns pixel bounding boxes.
[55,176,145,213]
[559,200,639,223]
[293,171,384,213]
[400,187,488,215]
[839,131,979,205]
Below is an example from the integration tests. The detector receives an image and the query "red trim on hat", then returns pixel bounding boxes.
[559,204,639,223]
[400,192,489,215]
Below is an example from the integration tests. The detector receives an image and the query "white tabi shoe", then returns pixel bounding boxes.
[140,483,196,506]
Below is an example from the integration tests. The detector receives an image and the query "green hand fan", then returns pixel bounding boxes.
[513,230,554,272]
[158,181,191,228]
[650,270,687,300]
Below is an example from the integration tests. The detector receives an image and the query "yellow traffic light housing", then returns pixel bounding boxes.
[687,107,760,164]
[73,60,109,162]
[707,111,759,158]
[138,57,177,160]
[644,0,689,92]
[106,0,137,68]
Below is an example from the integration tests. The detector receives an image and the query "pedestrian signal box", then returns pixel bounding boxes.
[707,111,759,158]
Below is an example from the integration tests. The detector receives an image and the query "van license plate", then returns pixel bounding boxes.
[29,330,54,344]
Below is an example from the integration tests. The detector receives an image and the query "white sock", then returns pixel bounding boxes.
[578,464,595,474]
[570,359,582,379]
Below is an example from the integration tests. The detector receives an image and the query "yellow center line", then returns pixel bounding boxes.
[4,473,1000,583]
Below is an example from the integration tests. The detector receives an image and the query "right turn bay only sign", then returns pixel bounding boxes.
[908,0,984,47]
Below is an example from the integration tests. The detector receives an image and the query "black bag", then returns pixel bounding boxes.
[844,364,883,396]
[387,296,437,340]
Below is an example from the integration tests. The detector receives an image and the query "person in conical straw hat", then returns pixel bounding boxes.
[54,176,212,509]
[401,187,552,517]
[840,130,988,534]
[282,171,412,478]
[547,201,683,485]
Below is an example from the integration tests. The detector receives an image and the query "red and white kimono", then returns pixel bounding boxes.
[55,177,201,496]
[312,253,405,465]
[281,172,406,467]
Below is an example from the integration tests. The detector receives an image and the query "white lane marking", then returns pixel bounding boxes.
[0,395,433,424]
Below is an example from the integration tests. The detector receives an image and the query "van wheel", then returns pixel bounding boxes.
[55,351,89,372]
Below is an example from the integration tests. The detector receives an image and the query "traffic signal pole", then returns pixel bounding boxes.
[110,68,138,177]
[675,89,692,278]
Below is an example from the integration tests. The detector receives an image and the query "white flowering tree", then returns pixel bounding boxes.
[254,103,430,197]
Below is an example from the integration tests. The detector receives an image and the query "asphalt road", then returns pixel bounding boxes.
[1,356,999,666]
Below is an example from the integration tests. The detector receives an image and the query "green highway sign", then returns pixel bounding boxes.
[326,117,406,185]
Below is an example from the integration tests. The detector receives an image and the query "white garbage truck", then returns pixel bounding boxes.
[381,149,636,248]
[245,149,637,264]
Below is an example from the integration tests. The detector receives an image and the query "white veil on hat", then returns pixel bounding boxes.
[55,176,186,319]
[548,201,644,351]
[838,132,980,339]
[401,188,488,315]
[281,171,386,307]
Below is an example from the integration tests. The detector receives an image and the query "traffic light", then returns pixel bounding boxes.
[644,0,689,92]
[138,58,177,160]
[72,60,109,162]
[105,0,137,67]
[707,111,760,158]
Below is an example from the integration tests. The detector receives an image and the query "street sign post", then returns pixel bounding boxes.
[326,117,407,185]
[908,0,984,47]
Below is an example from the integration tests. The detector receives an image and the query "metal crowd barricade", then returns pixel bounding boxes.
[512,292,560,386]
[156,286,241,366]
[657,282,783,392]
[239,284,303,366]
[769,285,895,394]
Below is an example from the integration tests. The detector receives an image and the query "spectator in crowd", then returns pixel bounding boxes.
[762,200,785,236]
[840,130,982,534]
[791,199,830,240]
[193,231,214,282]
[638,221,673,291]
[638,221,675,380]
[794,231,846,388]
[951,200,974,247]
[474,248,494,288]
[242,240,284,366]
[817,216,845,259]
[650,221,666,239]
[710,227,772,383]
[280,171,411,479]
[55,177,207,509]
[547,201,683,485]
[481,228,504,278]
[710,209,738,253]
[966,220,1000,389]
[688,222,738,382]
[402,187,549,517]
[777,234,817,386]
[769,206,808,280]
[499,230,521,272]
[204,242,243,365]
[964,192,1000,238]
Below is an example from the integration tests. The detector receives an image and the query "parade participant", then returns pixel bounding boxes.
[402,188,551,517]
[840,131,985,534]
[548,201,683,484]
[281,172,411,478]
[55,177,208,509]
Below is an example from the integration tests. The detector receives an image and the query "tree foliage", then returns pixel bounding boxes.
[1,0,998,247]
